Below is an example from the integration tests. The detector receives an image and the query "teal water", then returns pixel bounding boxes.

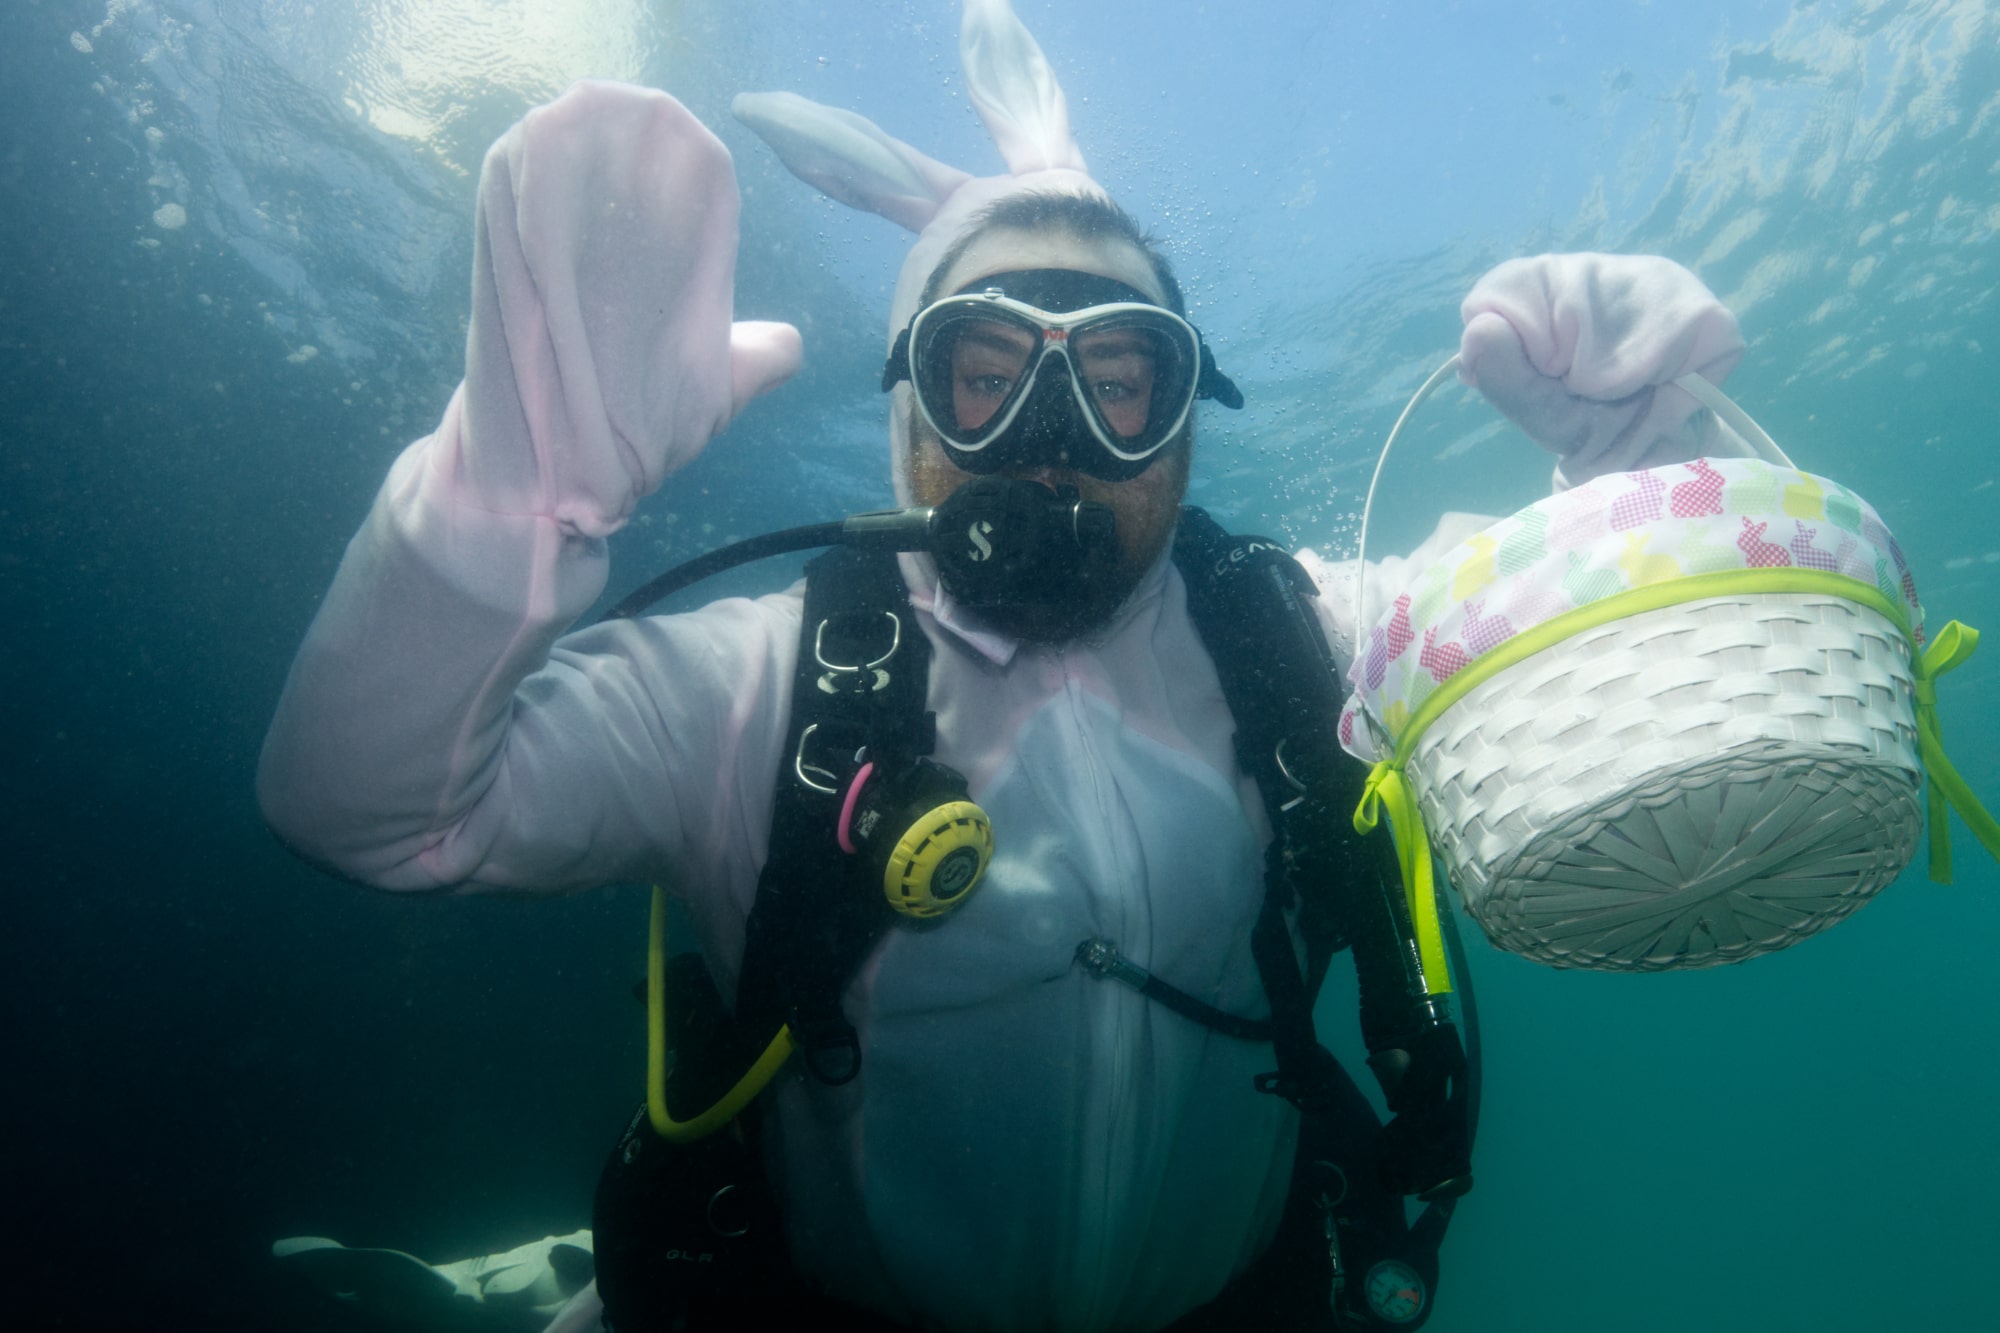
[4,1,1995,1328]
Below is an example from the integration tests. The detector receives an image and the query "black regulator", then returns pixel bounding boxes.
[603,475,1117,623]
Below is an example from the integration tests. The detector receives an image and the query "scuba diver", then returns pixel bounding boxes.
[258,3,1754,1329]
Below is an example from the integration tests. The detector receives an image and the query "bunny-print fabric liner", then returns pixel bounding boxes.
[1337,458,1925,763]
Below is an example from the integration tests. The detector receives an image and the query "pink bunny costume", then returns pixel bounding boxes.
[258,0,1747,1326]
[258,4,1353,1327]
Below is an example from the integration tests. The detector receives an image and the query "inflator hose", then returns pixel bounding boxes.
[645,886,794,1143]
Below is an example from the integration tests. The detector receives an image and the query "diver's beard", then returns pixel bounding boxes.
[903,410,1189,645]
[962,546,1136,644]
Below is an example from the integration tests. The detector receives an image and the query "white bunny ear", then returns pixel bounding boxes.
[731,92,971,234]
[960,0,1088,175]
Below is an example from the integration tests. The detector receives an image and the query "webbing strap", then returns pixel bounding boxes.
[735,546,931,1083]
[1073,939,1275,1041]
[1175,508,1476,1222]
[1175,510,1437,1067]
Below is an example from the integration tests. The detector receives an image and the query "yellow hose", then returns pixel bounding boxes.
[645,885,796,1143]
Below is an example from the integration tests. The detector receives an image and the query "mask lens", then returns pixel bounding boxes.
[1071,315,1196,456]
[913,309,1040,445]
[903,296,1205,477]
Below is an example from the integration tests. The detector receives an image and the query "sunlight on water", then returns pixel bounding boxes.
[341,0,657,163]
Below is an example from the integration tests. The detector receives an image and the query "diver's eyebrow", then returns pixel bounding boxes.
[1077,329,1154,356]
[956,323,1037,355]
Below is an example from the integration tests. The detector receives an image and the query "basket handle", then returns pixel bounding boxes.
[1671,372,1797,471]
[1351,357,1798,674]
[1351,356,1462,668]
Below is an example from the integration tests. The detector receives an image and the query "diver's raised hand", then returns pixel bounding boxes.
[448,80,802,539]
[1456,253,1744,489]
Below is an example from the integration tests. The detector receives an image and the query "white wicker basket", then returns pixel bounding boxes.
[1408,592,1922,970]
[1337,363,2000,978]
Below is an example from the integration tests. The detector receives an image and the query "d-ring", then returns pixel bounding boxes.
[706,1184,751,1239]
[813,611,902,673]
[1273,738,1309,794]
[793,723,841,795]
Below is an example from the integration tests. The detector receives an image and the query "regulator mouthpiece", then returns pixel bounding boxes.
[928,477,1117,610]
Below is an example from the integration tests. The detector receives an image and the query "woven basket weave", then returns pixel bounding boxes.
[1408,591,1922,970]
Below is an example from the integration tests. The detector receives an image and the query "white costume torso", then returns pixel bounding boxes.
[747,554,1289,1330]
[245,16,1422,1316]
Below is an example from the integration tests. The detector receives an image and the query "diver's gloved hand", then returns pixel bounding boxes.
[1457,253,1745,490]
[449,80,802,539]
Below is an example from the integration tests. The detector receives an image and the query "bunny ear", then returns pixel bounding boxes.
[731,92,971,234]
[961,0,1088,175]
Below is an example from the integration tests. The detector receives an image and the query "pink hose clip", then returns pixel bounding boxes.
[836,762,876,855]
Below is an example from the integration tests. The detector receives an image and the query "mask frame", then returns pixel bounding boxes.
[883,272,1243,482]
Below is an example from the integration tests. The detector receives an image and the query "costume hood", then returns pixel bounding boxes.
[733,0,1114,503]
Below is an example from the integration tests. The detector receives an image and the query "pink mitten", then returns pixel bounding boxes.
[1457,253,1744,489]
[446,81,802,538]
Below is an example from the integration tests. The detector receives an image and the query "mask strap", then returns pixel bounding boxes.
[1196,343,1244,409]
[881,326,914,393]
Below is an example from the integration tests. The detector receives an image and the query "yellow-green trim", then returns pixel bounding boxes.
[1383,569,1912,771]
[1914,622,2000,879]
[1352,763,1454,992]
[1352,570,1994,986]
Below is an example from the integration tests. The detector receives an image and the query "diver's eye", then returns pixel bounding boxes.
[963,373,1016,398]
[1078,347,1158,438]
[950,368,1019,433]
[945,319,1037,432]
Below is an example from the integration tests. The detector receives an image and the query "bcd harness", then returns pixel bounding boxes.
[594,503,1479,1332]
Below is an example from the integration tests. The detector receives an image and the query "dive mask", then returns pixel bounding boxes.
[883,269,1244,482]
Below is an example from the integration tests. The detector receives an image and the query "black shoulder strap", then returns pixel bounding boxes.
[1171,508,1354,981]
[1173,507,1478,1328]
[735,545,932,1085]
[1171,507,1476,1195]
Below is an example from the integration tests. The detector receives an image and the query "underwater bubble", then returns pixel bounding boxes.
[70,32,93,54]
[286,345,319,365]
[152,202,187,230]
